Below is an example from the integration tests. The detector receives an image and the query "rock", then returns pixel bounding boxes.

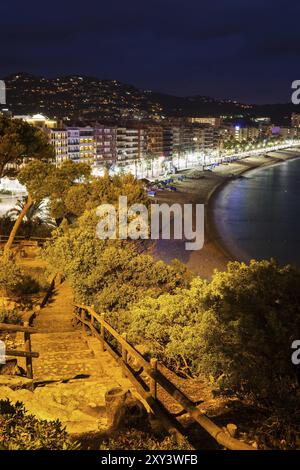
[105,387,148,431]
[0,360,24,376]
[0,376,33,390]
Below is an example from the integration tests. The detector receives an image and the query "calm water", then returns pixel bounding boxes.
[212,157,300,266]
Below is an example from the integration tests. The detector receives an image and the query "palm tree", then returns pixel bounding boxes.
[6,197,56,238]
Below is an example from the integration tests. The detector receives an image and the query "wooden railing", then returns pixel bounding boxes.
[0,273,61,380]
[74,304,255,451]
[0,235,49,246]
[0,323,40,379]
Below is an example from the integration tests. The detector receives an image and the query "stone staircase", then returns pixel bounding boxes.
[12,281,136,434]
[32,283,106,382]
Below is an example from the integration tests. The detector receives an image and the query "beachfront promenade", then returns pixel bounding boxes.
[0,141,300,193]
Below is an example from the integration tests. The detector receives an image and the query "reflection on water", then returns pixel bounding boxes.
[213,157,300,266]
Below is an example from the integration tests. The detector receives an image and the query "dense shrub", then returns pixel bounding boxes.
[0,399,79,450]
[0,215,54,238]
[0,252,25,296]
[0,308,21,324]
[100,429,193,450]
[0,251,45,297]
[43,210,191,313]
[126,260,300,408]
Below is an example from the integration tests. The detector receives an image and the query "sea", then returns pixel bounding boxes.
[212,156,300,266]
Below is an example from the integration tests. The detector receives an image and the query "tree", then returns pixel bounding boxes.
[43,209,191,315]
[0,116,53,179]
[1,117,54,253]
[3,160,90,251]
[63,170,148,218]
[6,197,55,238]
[126,260,300,408]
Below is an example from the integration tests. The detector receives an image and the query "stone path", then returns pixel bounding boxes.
[10,281,136,434]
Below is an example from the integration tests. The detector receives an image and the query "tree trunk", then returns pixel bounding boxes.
[3,194,33,254]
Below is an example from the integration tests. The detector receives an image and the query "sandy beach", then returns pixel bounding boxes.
[152,148,300,278]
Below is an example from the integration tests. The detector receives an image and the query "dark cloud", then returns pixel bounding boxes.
[0,0,300,102]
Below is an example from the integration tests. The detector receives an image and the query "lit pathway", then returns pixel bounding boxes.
[22,281,134,434]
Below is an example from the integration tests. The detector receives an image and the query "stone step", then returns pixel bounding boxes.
[34,323,74,333]
[35,350,95,361]
[31,340,90,354]
[32,332,84,343]
[33,358,104,380]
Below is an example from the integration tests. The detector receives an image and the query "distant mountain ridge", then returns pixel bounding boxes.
[2,72,296,125]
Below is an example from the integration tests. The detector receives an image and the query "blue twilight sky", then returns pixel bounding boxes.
[1,0,300,103]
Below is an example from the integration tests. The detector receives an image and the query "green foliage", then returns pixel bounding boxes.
[0,399,79,450]
[43,210,191,315]
[17,160,91,220]
[126,260,300,407]
[0,309,21,324]
[0,252,25,296]
[99,429,193,450]
[63,170,148,219]
[250,411,300,450]
[0,214,54,238]
[0,115,54,179]
[6,197,56,238]
[0,251,44,297]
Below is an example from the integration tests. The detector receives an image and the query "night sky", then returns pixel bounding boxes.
[1,0,300,103]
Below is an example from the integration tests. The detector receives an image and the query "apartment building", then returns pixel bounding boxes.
[162,126,179,157]
[49,129,68,162]
[192,125,220,153]
[67,128,80,161]
[146,125,164,157]
[279,127,299,140]
[93,124,117,165]
[78,126,95,163]
[50,126,95,163]
[116,127,146,162]
[232,126,260,141]
[187,116,222,127]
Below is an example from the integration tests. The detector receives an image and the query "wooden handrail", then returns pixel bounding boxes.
[74,304,255,451]
[5,349,39,359]
[0,323,40,379]
[0,272,60,382]
[0,323,40,333]
[0,235,49,241]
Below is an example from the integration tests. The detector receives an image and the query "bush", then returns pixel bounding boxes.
[0,252,25,296]
[0,308,22,324]
[43,210,192,314]
[100,429,193,450]
[0,399,79,450]
[15,275,42,295]
[126,260,300,408]
[0,215,54,239]
[0,251,45,297]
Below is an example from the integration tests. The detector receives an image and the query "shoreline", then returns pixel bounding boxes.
[153,148,300,279]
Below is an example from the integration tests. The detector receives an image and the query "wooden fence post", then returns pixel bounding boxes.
[100,313,105,352]
[150,358,158,399]
[23,321,33,380]
[121,333,128,377]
